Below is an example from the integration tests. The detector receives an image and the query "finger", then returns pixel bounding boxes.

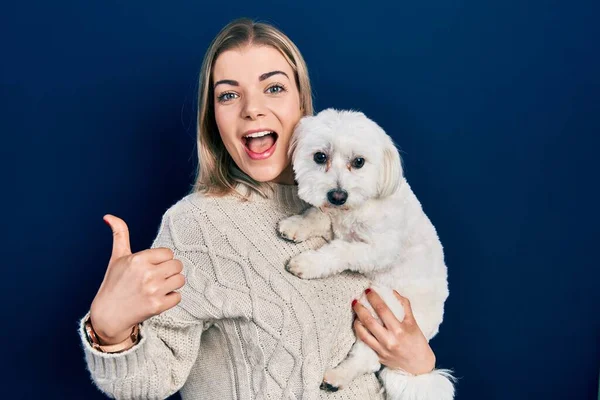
[353,300,391,344]
[365,288,402,332]
[139,247,175,265]
[159,291,182,313]
[353,319,386,356]
[161,273,186,295]
[104,214,132,259]
[393,290,415,324]
[155,259,184,280]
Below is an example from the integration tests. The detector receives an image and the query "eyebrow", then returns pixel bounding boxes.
[214,70,289,89]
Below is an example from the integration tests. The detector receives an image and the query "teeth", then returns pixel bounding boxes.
[244,130,273,138]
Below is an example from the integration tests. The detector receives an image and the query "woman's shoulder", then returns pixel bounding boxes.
[151,191,242,266]
[162,189,234,219]
[156,190,246,240]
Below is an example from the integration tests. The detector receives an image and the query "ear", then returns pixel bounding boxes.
[377,138,403,198]
[288,116,311,162]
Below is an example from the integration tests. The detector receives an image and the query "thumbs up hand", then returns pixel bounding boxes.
[89,214,186,345]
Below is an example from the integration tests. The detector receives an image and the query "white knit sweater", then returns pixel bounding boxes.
[79,183,389,399]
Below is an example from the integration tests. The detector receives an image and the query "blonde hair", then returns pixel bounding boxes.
[190,18,314,198]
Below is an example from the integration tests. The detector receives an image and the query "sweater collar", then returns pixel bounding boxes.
[232,181,307,210]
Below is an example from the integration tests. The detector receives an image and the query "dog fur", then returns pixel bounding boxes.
[278,108,455,399]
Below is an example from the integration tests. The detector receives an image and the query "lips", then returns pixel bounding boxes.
[242,130,279,160]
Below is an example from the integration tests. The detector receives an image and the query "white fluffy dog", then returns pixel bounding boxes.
[278,109,455,400]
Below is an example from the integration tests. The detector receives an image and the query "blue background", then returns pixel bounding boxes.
[2,0,599,399]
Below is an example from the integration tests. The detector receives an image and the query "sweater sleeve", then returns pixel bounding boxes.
[78,308,208,399]
[78,208,212,400]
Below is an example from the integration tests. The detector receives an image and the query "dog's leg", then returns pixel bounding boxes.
[278,207,332,243]
[320,339,381,392]
[378,367,456,400]
[286,239,389,279]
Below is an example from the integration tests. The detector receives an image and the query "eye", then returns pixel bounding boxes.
[314,152,328,164]
[216,92,238,103]
[266,84,287,94]
[352,157,365,169]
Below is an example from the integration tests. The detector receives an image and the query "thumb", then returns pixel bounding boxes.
[103,214,132,260]
[393,289,416,324]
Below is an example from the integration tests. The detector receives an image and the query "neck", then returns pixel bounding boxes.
[269,163,296,185]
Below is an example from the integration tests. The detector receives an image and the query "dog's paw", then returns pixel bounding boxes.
[285,251,322,279]
[319,381,339,392]
[278,215,313,243]
[320,368,349,392]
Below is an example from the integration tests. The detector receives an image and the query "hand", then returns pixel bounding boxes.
[352,288,436,375]
[89,214,186,344]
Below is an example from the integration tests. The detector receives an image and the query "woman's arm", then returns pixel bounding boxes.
[78,210,210,399]
[79,304,208,399]
[353,288,456,400]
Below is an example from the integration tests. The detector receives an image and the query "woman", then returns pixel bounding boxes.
[79,18,452,399]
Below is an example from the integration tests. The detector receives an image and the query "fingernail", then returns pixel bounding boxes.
[351,299,357,307]
[365,288,371,294]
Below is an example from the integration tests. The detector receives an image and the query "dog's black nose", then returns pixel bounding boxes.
[327,189,348,206]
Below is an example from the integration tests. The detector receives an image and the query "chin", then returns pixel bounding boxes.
[241,150,291,183]
[244,164,287,183]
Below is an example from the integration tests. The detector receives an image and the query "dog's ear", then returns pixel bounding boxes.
[288,115,311,162]
[377,138,403,198]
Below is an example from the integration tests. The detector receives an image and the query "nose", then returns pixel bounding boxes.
[242,93,266,120]
[327,189,348,206]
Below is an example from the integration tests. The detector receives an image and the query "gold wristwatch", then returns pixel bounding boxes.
[84,314,140,353]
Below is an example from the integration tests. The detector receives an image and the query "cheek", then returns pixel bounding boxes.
[214,107,238,150]
[353,169,380,199]
[278,107,302,143]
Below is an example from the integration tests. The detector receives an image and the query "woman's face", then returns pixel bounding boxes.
[212,45,303,184]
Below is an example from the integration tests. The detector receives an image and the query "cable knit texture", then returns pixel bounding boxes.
[79,183,391,399]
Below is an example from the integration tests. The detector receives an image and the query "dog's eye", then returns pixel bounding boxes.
[352,157,365,169]
[314,152,328,164]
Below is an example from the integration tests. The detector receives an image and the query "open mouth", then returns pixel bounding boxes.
[242,130,279,160]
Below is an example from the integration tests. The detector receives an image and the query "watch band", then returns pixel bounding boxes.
[84,314,140,353]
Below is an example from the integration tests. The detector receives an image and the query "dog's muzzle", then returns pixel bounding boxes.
[327,189,348,206]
